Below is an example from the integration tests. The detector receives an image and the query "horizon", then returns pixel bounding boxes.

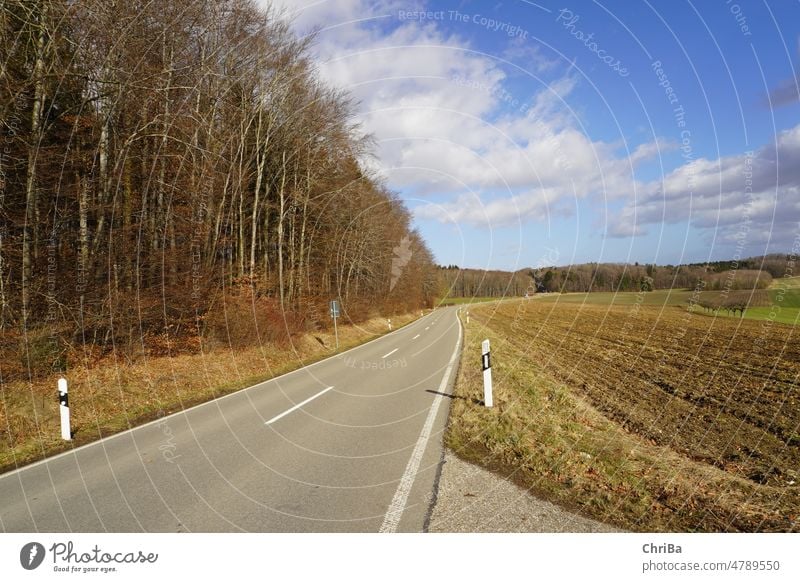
[436,251,797,272]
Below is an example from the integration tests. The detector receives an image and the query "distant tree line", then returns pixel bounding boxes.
[440,254,789,298]
[438,266,534,298]
[683,254,790,279]
[0,0,437,373]
[700,269,772,291]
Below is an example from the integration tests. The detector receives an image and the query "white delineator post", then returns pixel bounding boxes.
[58,377,71,440]
[333,316,339,350]
[330,300,340,350]
[481,339,493,407]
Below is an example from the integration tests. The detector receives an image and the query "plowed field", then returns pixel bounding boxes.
[447,297,800,531]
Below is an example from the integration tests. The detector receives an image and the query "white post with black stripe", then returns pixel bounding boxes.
[481,339,493,407]
[330,300,340,350]
[58,377,71,441]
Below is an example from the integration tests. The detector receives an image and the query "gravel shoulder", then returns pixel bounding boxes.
[427,450,624,533]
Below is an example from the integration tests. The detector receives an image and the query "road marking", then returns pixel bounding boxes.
[0,307,450,482]
[412,334,420,340]
[409,318,458,359]
[379,313,462,533]
[382,348,399,359]
[264,386,334,425]
[425,326,430,330]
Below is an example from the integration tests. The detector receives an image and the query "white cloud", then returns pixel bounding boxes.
[415,188,562,226]
[501,40,560,74]
[271,0,409,35]
[263,1,800,258]
[608,124,800,252]
[266,0,667,229]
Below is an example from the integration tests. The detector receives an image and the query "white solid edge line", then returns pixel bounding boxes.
[0,309,445,482]
[264,386,334,425]
[381,348,399,359]
[378,311,462,533]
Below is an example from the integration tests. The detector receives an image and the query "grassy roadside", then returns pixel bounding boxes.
[445,300,799,532]
[0,311,421,473]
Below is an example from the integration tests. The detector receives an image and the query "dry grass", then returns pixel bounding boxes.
[446,299,800,532]
[0,312,417,472]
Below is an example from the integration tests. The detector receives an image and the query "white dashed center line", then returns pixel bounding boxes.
[265,386,334,425]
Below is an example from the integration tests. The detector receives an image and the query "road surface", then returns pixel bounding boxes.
[0,308,461,532]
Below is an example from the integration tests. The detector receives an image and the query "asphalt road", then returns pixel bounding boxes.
[0,308,462,532]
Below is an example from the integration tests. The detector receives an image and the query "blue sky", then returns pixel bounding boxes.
[270,0,800,270]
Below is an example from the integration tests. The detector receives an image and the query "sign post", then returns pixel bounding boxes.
[330,300,340,350]
[58,377,71,440]
[481,339,493,407]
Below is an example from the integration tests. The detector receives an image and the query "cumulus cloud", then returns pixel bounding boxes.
[415,188,563,226]
[501,41,561,73]
[269,0,800,253]
[608,124,800,252]
[262,1,800,266]
[266,0,672,229]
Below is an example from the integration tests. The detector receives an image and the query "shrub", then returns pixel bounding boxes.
[702,270,772,291]
[204,294,301,348]
[21,332,68,377]
[695,289,771,316]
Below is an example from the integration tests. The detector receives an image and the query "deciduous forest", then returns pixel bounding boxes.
[0,0,438,379]
[439,254,788,298]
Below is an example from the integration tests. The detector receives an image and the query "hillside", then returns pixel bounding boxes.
[439,254,792,298]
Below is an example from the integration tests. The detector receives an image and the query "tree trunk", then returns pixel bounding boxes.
[22,1,47,320]
[207,173,229,270]
[297,187,309,299]
[0,173,6,329]
[277,151,287,308]
[123,155,133,290]
[287,166,298,302]
[92,108,110,260]
[237,186,244,278]
[262,188,271,285]
[78,170,89,301]
[152,39,173,282]
[249,110,266,278]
